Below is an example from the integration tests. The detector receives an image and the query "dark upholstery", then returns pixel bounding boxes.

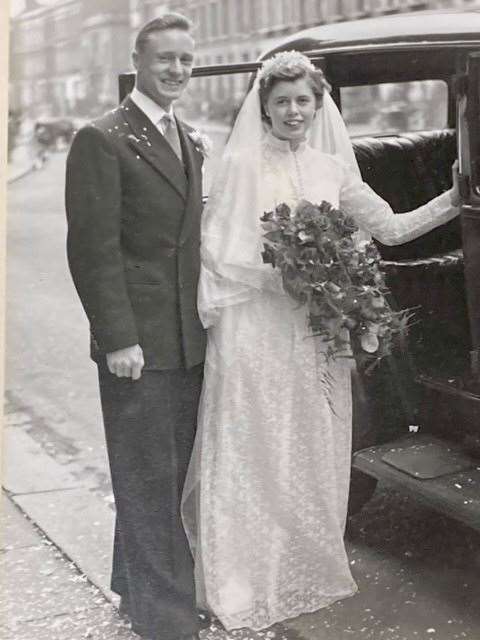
[351,129,469,374]
[352,129,460,260]
[349,130,469,446]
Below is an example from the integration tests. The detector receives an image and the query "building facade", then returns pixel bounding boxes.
[9,0,131,119]
[160,0,479,123]
[9,0,480,120]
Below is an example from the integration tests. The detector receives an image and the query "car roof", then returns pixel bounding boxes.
[270,10,480,54]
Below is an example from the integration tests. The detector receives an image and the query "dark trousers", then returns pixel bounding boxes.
[98,363,203,640]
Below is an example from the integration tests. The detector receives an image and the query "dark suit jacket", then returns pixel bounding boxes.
[65,95,206,369]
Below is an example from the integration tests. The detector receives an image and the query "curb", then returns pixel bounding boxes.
[7,162,36,184]
[2,409,116,603]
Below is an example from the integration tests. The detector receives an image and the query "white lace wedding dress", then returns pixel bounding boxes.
[182,132,458,631]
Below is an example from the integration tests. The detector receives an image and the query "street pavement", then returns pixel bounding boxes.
[4,151,480,640]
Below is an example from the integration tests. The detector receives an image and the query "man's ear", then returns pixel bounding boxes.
[132,50,139,70]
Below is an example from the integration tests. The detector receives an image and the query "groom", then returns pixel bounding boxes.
[65,13,206,640]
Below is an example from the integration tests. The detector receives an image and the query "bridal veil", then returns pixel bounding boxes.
[197,55,363,329]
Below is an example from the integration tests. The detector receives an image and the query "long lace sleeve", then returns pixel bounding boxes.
[339,164,459,246]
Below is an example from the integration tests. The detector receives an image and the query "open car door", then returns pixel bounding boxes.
[352,52,480,531]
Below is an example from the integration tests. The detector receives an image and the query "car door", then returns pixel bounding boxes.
[459,52,480,373]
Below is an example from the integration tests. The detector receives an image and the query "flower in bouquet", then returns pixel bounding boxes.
[261,199,413,368]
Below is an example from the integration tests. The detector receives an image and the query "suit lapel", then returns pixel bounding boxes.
[121,96,187,200]
[177,121,204,244]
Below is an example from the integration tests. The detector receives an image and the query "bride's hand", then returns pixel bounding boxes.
[450,159,460,207]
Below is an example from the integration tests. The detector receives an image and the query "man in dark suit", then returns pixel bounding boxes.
[65,14,206,640]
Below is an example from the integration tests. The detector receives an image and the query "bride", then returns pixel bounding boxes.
[182,51,459,632]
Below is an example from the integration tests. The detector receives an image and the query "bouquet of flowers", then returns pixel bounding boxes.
[261,200,412,367]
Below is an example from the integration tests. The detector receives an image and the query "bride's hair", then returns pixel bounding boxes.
[258,51,331,121]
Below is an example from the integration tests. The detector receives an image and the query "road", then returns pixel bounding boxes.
[6,151,110,494]
[6,152,480,640]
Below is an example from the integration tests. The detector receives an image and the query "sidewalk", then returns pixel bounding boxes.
[7,140,37,183]
[1,489,293,640]
[2,401,293,640]
[1,491,136,640]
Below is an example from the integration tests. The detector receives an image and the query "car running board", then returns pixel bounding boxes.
[353,435,480,531]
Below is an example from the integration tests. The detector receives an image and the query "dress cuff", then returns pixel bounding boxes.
[432,189,459,224]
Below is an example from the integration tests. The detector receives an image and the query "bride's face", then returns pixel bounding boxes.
[265,78,319,143]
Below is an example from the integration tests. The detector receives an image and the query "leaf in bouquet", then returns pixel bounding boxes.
[282,272,309,303]
[322,315,345,337]
[333,333,350,351]
[309,296,330,315]
[392,308,416,336]
[344,317,358,330]
[260,210,275,222]
[261,245,276,266]
[263,230,284,244]
[309,314,326,333]
[326,281,342,294]
[261,220,281,233]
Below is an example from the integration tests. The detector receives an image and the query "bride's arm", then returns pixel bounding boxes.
[339,162,460,246]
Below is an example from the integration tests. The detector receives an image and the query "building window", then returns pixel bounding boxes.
[256,0,268,30]
[235,0,246,33]
[210,1,219,39]
[222,0,231,36]
[190,7,198,32]
[24,54,46,78]
[269,0,284,28]
[330,0,343,19]
[298,0,308,24]
[198,5,207,41]
[248,0,257,31]
[280,0,290,27]
[17,17,45,52]
[352,0,367,14]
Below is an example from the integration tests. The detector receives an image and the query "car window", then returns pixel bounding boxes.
[175,73,252,194]
[340,80,448,137]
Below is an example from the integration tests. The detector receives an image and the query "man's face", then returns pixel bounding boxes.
[133,29,195,110]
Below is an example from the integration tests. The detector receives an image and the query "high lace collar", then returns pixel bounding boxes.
[264,129,308,154]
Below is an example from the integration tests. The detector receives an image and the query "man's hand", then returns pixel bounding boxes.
[106,344,145,380]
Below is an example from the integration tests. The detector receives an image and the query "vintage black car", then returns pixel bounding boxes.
[34,117,75,150]
[120,8,480,530]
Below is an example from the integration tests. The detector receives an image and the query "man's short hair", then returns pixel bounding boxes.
[135,13,193,53]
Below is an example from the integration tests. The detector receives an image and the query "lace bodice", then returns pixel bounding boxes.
[261,131,458,246]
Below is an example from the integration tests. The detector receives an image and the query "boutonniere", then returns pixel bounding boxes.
[188,129,212,158]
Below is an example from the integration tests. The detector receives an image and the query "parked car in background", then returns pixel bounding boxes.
[120,8,480,530]
[35,118,75,151]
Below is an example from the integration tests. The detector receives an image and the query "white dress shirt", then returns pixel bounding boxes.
[130,87,175,134]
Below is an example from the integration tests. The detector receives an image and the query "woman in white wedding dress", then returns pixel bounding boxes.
[182,52,460,632]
